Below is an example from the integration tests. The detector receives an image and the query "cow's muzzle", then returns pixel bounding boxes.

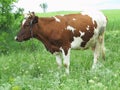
[14,36,22,42]
[15,36,18,40]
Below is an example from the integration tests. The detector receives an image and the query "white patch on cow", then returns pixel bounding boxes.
[54,52,62,68]
[81,10,107,28]
[86,25,90,30]
[71,36,83,49]
[72,18,76,21]
[66,25,76,33]
[53,16,61,22]
[79,31,85,37]
[22,19,26,25]
[60,47,71,74]
[22,13,31,25]
[60,14,64,16]
[24,13,30,18]
[14,36,17,40]
[71,31,85,49]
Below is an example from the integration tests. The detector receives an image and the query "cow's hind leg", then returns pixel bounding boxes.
[99,33,105,60]
[92,42,100,69]
[99,27,106,60]
[92,29,105,69]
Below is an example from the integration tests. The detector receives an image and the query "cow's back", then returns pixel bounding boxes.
[38,11,107,50]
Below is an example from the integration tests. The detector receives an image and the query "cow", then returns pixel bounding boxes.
[15,11,107,74]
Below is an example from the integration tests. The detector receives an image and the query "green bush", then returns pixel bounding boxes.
[0,0,23,54]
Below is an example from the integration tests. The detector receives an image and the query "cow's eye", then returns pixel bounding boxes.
[23,24,30,28]
[25,23,30,26]
[26,24,30,26]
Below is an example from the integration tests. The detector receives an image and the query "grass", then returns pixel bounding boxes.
[0,9,120,90]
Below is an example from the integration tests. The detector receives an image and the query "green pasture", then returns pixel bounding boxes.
[0,10,120,90]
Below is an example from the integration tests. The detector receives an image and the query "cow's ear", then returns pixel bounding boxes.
[32,16,38,24]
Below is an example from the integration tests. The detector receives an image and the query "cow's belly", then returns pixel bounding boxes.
[71,35,97,50]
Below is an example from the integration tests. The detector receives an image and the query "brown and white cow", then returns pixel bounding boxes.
[15,11,107,74]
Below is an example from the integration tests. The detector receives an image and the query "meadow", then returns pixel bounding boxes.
[0,10,120,90]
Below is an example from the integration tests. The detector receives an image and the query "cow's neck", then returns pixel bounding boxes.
[36,33,51,51]
[34,17,60,53]
[35,33,60,53]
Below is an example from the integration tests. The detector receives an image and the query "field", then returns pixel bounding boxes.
[0,10,120,90]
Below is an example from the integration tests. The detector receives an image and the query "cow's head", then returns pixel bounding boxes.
[15,12,38,42]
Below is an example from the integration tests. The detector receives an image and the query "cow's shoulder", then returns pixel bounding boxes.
[39,17,55,24]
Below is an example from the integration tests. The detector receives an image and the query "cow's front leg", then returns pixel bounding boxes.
[54,52,62,69]
[60,47,71,74]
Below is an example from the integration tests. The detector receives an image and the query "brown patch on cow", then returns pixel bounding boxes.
[80,16,97,47]
[63,14,98,47]
[74,30,80,37]
[94,20,97,28]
